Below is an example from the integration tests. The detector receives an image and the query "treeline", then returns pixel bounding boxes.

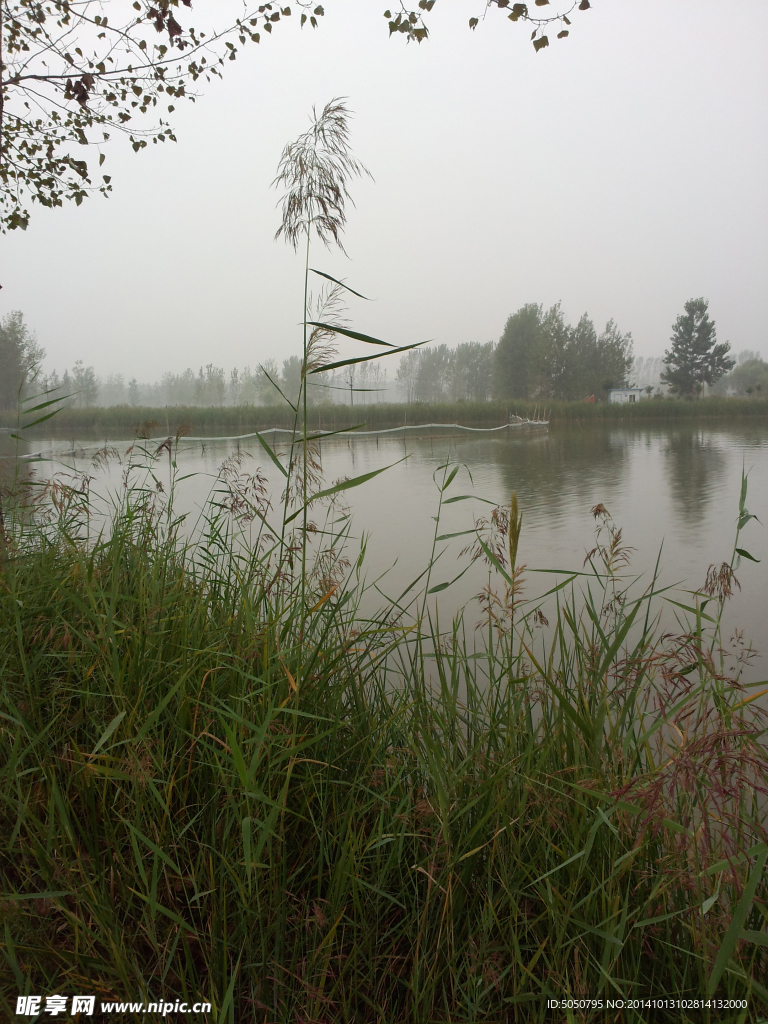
[395,309,663,404]
[493,303,633,401]
[395,341,495,403]
[3,302,765,414]
[42,355,392,409]
[713,352,768,397]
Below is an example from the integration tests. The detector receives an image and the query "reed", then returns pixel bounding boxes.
[1,434,767,1023]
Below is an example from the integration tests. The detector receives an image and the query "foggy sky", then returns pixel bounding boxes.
[2,0,767,379]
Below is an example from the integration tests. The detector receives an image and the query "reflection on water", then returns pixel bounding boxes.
[11,423,768,675]
[662,429,728,529]
[480,429,629,527]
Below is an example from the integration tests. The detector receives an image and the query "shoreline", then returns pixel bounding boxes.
[3,396,768,438]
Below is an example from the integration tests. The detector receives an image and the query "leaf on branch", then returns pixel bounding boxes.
[533,35,549,51]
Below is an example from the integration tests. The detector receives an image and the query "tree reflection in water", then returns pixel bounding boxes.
[662,428,727,530]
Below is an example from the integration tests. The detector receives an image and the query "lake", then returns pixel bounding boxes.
[7,421,768,679]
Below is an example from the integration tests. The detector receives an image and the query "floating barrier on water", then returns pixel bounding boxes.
[10,418,549,462]
[257,419,549,438]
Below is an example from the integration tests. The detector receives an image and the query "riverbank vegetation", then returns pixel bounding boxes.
[5,310,765,418]
[4,394,768,439]
[1,431,767,1022]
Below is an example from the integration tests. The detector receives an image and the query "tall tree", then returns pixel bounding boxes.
[493,303,546,400]
[414,344,451,402]
[396,349,421,403]
[449,341,494,402]
[540,302,571,399]
[0,309,44,409]
[69,359,99,406]
[661,298,734,397]
[564,317,633,400]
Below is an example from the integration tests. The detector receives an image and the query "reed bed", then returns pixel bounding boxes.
[1,436,767,1024]
[3,395,768,439]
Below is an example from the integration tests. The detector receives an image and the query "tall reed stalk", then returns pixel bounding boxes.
[273,98,371,631]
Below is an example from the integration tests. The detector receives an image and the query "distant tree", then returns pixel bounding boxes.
[396,349,421,403]
[253,360,282,405]
[228,368,241,407]
[174,368,197,405]
[592,319,634,397]
[356,361,387,405]
[71,360,99,407]
[661,298,734,398]
[193,364,226,406]
[493,304,547,400]
[100,372,128,405]
[397,342,495,404]
[0,310,45,409]
[414,344,452,402]
[344,364,357,407]
[449,341,495,401]
[494,303,632,401]
[550,313,632,400]
[280,356,303,407]
[736,349,761,365]
[541,303,572,399]
[714,357,768,398]
[128,378,140,406]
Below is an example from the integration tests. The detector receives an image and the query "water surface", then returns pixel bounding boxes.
[12,423,768,678]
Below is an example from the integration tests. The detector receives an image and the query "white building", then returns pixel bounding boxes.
[608,388,644,404]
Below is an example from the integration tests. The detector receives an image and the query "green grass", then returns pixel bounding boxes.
[1,442,767,1023]
[3,395,768,438]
